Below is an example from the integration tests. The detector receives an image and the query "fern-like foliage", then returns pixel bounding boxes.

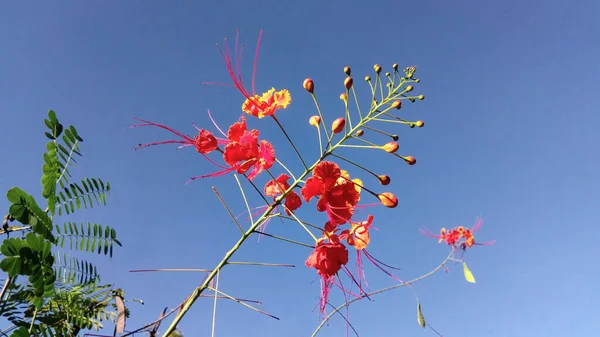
[54,253,100,287]
[55,178,111,216]
[1,282,120,336]
[56,222,122,258]
[1,111,128,336]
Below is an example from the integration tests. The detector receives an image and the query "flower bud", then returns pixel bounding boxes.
[378,192,398,208]
[406,85,413,92]
[415,120,424,127]
[383,142,399,153]
[309,115,321,127]
[415,79,420,83]
[365,76,371,82]
[404,156,416,165]
[418,94,425,100]
[344,66,351,75]
[391,100,402,109]
[374,64,382,74]
[303,78,314,93]
[339,93,348,101]
[332,118,346,134]
[391,134,399,141]
[344,77,354,90]
[392,63,398,71]
[355,129,364,137]
[385,72,391,77]
[378,175,391,186]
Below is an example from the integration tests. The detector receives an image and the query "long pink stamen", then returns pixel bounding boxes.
[207,109,227,137]
[131,117,194,143]
[252,30,263,95]
[185,166,239,185]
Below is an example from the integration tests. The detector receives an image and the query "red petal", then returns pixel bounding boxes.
[227,117,248,142]
[313,161,341,189]
[284,191,302,215]
[301,177,325,202]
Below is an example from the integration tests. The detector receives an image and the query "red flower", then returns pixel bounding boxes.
[131,118,218,154]
[341,215,374,250]
[305,238,349,314]
[301,162,362,225]
[264,174,302,215]
[184,117,275,183]
[219,117,275,180]
[213,30,291,118]
[422,216,494,250]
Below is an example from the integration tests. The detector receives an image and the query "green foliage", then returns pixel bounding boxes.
[2,282,122,336]
[56,222,121,258]
[6,188,54,243]
[0,110,126,336]
[56,178,111,216]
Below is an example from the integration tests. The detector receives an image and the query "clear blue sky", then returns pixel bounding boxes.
[1,1,599,336]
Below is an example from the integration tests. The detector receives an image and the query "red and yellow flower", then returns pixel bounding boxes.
[216,31,291,118]
[301,162,362,225]
[264,173,302,215]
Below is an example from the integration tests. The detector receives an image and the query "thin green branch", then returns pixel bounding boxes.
[208,287,279,320]
[213,186,245,234]
[311,250,454,337]
[227,262,295,268]
[234,175,254,225]
[257,232,315,249]
[211,271,219,337]
[271,116,308,169]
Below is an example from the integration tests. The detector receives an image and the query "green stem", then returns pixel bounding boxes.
[271,116,308,169]
[227,261,295,267]
[213,186,245,234]
[257,232,315,249]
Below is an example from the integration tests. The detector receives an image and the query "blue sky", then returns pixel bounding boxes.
[1,0,599,336]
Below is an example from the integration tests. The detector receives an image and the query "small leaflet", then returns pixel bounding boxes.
[463,262,476,284]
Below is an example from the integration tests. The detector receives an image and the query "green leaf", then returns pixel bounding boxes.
[0,257,21,276]
[463,262,476,283]
[6,187,55,242]
[9,326,30,337]
[417,301,426,328]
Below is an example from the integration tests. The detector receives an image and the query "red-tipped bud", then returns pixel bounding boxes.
[404,156,416,165]
[355,129,364,137]
[374,64,382,74]
[332,118,346,134]
[344,77,353,90]
[378,175,391,186]
[365,76,371,82]
[344,66,351,75]
[392,63,399,70]
[378,192,398,208]
[303,78,314,93]
[418,94,425,100]
[309,115,321,127]
[383,142,399,153]
[406,85,413,92]
[415,120,424,127]
[339,93,348,101]
[391,100,402,109]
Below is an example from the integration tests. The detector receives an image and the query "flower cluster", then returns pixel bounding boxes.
[132,30,491,336]
[131,116,275,181]
[425,216,494,251]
